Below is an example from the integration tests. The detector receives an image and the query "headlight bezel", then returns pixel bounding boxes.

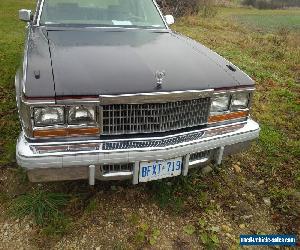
[32,105,98,128]
[209,89,253,123]
[27,103,100,138]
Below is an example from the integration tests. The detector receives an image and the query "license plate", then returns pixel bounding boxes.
[139,157,182,183]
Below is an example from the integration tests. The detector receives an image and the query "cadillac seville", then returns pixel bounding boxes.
[16,0,260,185]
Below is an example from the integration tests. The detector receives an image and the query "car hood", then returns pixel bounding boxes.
[24,28,254,97]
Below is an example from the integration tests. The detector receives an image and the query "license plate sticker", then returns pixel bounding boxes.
[139,157,183,183]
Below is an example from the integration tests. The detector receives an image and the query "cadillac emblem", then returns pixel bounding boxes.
[155,70,166,90]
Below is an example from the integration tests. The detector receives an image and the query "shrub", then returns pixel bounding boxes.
[157,0,218,18]
[200,0,218,17]
[157,0,201,17]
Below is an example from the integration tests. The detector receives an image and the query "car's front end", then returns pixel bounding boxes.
[16,0,260,184]
[16,87,259,184]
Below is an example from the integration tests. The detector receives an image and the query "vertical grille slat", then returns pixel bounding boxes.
[102,163,134,174]
[102,97,210,135]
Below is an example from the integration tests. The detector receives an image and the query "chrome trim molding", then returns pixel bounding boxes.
[22,90,214,105]
[189,157,210,166]
[152,0,169,29]
[102,171,132,178]
[214,88,255,94]
[99,90,214,105]
[36,0,45,26]
[56,98,100,105]
[21,95,55,106]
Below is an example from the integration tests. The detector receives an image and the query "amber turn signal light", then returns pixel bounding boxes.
[67,128,100,136]
[208,111,249,123]
[33,127,100,138]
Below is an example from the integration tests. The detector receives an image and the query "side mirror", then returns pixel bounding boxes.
[19,9,32,22]
[165,15,175,25]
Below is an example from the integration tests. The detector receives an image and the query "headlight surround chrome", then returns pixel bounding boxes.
[210,94,230,114]
[28,102,100,138]
[34,107,64,127]
[230,92,250,111]
[67,106,96,126]
[209,89,252,124]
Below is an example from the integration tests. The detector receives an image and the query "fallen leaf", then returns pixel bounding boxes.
[221,225,232,232]
[233,164,242,173]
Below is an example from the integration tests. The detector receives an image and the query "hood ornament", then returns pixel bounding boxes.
[155,70,166,90]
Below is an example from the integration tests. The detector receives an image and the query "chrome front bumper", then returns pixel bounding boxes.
[16,119,260,184]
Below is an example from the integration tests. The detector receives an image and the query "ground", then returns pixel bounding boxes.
[0,1,299,249]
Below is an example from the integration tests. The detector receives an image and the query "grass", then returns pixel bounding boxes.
[149,172,210,214]
[150,180,185,212]
[0,0,35,165]
[8,189,71,237]
[236,14,300,30]
[232,9,300,31]
[132,221,161,246]
[0,1,299,248]
[172,6,300,233]
[9,190,70,225]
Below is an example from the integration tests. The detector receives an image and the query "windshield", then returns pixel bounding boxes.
[40,0,166,28]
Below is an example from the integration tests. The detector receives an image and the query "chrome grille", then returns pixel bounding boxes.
[101,163,134,174]
[102,97,211,135]
[102,131,204,150]
[190,151,210,162]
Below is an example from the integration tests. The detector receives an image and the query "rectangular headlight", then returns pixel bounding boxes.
[210,94,230,114]
[230,92,250,111]
[34,107,64,127]
[67,106,96,126]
